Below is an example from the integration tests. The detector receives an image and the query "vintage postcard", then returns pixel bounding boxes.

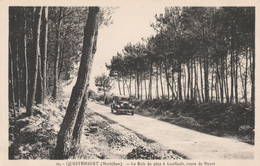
[0,0,259,166]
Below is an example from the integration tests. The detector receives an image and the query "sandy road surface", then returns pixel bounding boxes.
[88,101,254,160]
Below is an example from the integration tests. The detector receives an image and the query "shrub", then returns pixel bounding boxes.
[126,146,160,159]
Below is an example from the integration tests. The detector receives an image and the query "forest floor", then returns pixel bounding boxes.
[8,97,184,159]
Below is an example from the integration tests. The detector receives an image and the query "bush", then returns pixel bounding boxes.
[126,146,160,159]
[135,99,254,143]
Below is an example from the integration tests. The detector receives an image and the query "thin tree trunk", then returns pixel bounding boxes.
[42,7,48,103]
[144,73,147,100]
[15,38,21,107]
[164,65,170,100]
[183,65,186,100]
[24,15,28,105]
[52,7,63,99]
[149,63,153,99]
[225,55,229,103]
[17,8,27,106]
[211,67,214,101]
[54,7,99,159]
[58,41,64,79]
[159,63,164,98]
[190,60,194,100]
[204,53,209,103]
[9,44,16,117]
[26,7,42,116]
[171,68,175,100]
[123,77,126,95]
[194,60,200,102]
[244,47,248,103]
[251,47,255,111]
[137,72,140,99]
[156,63,159,98]
[187,62,190,99]
[239,61,245,99]
[235,50,238,103]
[230,51,234,103]
[215,70,219,102]
[129,75,132,96]
[199,56,204,102]
[140,74,143,99]
[178,63,182,100]
[220,57,224,103]
[36,50,43,104]
[118,77,121,95]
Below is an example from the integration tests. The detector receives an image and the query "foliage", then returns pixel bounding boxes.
[107,7,255,107]
[95,73,113,96]
[9,99,67,159]
[126,146,161,159]
[135,99,254,144]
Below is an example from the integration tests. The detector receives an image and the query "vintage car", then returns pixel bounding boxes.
[111,95,135,115]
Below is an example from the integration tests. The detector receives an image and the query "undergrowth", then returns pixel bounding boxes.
[134,99,254,144]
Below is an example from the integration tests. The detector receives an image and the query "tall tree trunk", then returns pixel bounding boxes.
[58,41,64,79]
[36,49,43,104]
[24,14,28,106]
[144,73,147,100]
[204,53,209,102]
[187,62,190,99]
[211,67,214,101]
[72,89,87,144]
[149,63,153,99]
[225,56,229,103]
[235,50,238,103]
[244,47,248,103]
[129,74,132,96]
[9,44,16,117]
[137,72,140,99]
[230,51,234,103]
[190,60,194,100]
[178,63,182,100]
[164,65,170,100]
[159,63,164,98]
[155,63,159,98]
[194,60,200,102]
[26,7,42,116]
[123,77,126,95]
[199,56,204,102]
[52,7,63,99]
[17,8,27,106]
[215,70,219,102]
[140,74,143,99]
[54,7,99,159]
[171,67,175,100]
[220,58,224,103]
[72,29,98,144]
[183,65,186,100]
[251,47,255,111]
[41,7,48,103]
[239,61,245,99]
[118,77,121,95]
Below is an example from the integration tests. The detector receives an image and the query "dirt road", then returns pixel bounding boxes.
[88,101,254,159]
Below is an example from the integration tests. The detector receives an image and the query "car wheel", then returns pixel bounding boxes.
[131,112,134,115]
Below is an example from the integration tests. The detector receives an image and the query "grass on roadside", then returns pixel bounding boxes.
[133,99,254,145]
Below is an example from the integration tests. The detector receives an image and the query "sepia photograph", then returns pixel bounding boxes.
[1,0,259,165]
